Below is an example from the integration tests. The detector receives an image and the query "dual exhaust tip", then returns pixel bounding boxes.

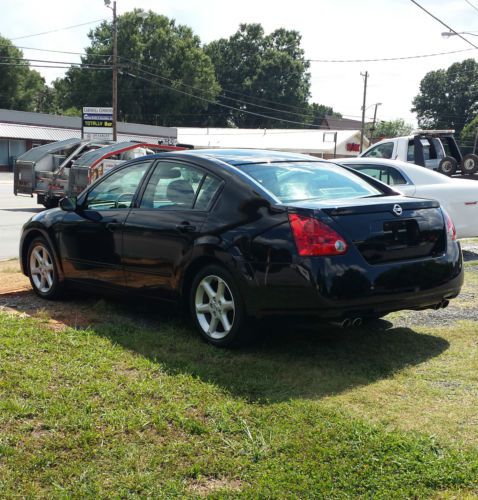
[332,317,363,329]
[433,299,450,310]
[334,299,450,328]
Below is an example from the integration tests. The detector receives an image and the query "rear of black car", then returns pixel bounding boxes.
[284,196,462,318]
[238,161,463,319]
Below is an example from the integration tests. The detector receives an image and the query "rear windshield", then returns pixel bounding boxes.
[240,162,382,203]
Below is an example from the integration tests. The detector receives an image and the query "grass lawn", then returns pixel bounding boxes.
[0,259,478,497]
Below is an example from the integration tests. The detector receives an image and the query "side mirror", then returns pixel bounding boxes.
[59,196,77,212]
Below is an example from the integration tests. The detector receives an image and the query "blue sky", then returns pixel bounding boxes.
[1,0,476,125]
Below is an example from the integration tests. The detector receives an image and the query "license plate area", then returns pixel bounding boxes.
[383,219,419,248]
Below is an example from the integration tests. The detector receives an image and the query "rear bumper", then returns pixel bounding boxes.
[244,240,464,319]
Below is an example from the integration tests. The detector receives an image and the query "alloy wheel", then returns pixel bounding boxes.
[194,274,235,339]
[29,244,55,294]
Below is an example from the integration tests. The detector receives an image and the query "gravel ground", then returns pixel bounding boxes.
[391,240,478,328]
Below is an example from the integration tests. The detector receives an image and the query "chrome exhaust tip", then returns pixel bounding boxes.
[352,317,363,327]
[331,318,352,328]
[433,299,450,310]
[341,318,352,328]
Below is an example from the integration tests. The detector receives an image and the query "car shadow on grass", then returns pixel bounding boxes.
[1,290,449,403]
[92,300,449,403]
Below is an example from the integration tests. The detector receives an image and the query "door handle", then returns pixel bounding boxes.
[176,222,197,233]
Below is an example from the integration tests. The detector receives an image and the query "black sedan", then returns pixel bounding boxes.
[20,149,463,346]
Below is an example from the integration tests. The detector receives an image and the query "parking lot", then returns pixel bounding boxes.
[0,173,41,260]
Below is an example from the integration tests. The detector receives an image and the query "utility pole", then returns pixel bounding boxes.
[359,71,368,153]
[112,0,118,141]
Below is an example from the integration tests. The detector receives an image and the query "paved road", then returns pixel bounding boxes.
[0,173,42,260]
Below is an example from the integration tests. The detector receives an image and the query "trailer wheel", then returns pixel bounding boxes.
[438,156,458,176]
[42,197,59,209]
[461,154,478,175]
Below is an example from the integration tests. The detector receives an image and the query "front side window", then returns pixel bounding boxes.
[84,161,151,210]
[363,142,394,159]
[140,162,222,211]
[240,162,382,203]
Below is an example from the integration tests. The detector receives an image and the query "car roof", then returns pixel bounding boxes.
[146,148,323,166]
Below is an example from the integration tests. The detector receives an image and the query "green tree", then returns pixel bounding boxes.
[460,115,478,154]
[371,119,413,139]
[0,35,46,111]
[55,10,220,126]
[308,103,342,126]
[412,59,478,134]
[205,24,313,128]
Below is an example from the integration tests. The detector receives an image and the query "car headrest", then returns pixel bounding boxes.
[166,179,195,205]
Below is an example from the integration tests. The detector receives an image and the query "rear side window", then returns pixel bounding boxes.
[195,175,222,210]
[140,162,203,210]
[140,161,222,211]
[353,165,407,186]
[240,162,381,203]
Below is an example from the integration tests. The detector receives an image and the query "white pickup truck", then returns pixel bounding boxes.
[360,130,478,176]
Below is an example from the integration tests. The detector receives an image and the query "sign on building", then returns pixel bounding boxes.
[82,107,113,141]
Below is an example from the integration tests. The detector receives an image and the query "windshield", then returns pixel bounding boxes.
[239,162,382,203]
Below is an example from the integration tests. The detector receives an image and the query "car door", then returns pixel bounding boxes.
[59,160,153,288]
[122,160,223,299]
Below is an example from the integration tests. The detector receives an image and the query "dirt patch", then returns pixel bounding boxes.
[0,260,110,330]
[0,259,30,294]
[187,477,243,496]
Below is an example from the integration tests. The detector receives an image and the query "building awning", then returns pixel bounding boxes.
[0,122,175,144]
[0,123,81,141]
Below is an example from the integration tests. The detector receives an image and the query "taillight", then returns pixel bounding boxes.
[288,213,348,256]
[442,209,457,241]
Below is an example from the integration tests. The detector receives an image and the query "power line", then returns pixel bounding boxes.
[309,48,475,63]
[127,62,320,121]
[0,62,110,70]
[124,70,333,129]
[409,0,478,49]
[465,0,478,14]
[0,41,110,59]
[0,56,110,68]
[125,59,376,121]
[122,57,323,116]
[10,19,105,41]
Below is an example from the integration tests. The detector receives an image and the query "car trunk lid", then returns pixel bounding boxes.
[287,196,446,264]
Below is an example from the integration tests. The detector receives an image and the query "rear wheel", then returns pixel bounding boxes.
[190,265,248,347]
[27,237,64,299]
[461,154,478,175]
[438,156,458,176]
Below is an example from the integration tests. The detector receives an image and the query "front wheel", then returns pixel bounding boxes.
[190,265,248,347]
[27,237,64,299]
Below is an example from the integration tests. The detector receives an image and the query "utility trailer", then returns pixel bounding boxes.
[14,140,185,207]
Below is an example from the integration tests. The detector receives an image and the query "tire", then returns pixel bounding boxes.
[42,197,59,209]
[27,237,64,300]
[190,264,248,347]
[461,154,478,175]
[438,156,458,176]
